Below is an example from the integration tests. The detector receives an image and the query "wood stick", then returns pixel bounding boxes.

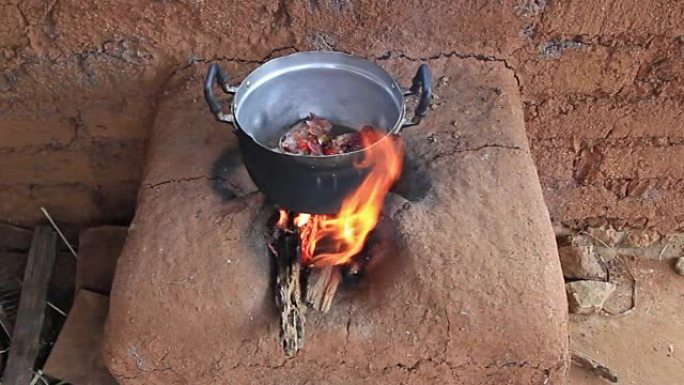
[273,229,305,357]
[305,265,342,313]
[571,351,618,383]
[4,227,57,385]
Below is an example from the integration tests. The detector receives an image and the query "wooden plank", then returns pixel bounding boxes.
[3,226,57,385]
[305,265,341,313]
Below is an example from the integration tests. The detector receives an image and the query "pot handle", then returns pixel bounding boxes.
[204,63,237,125]
[400,64,433,129]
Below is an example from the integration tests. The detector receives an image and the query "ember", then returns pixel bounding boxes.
[277,128,404,267]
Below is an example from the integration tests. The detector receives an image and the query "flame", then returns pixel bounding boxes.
[295,129,404,267]
[276,209,289,229]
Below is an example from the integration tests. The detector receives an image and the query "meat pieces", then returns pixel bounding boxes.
[279,114,379,156]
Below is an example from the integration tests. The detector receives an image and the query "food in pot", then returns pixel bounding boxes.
[279,113,379,155]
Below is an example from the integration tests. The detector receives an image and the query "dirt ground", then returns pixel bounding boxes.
[568,259,684,385]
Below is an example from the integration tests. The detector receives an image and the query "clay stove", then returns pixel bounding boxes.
[103,56,569,385]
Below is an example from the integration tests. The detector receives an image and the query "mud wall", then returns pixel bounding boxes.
[1,0,682,234]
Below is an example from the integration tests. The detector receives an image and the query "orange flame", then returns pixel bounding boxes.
[276,209,289,229]
[295,130,404,267]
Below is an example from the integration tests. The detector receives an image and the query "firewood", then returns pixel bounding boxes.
[4,227,57,385]
[305,265,342,313]
[273,229,305,357]
[571,351,618,383]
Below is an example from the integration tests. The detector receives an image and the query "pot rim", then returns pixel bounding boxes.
[232,51,407,159]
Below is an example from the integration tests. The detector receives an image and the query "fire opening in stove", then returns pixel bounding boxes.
[276,128,404,268]
[269,127,404,357]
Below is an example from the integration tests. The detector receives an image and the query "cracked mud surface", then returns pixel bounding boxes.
[103,57,568,384]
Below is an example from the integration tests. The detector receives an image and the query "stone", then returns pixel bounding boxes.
[622,229,662,248]
[558,236,606,280]
[566,281,617,315]
[675,257,684,276]
[77,226,127,294]
[103,57,568,384]
[44,290,118,385]
[586,227,626,247]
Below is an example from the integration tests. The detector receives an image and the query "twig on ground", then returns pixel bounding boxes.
[46,301,67,317]
[658,244,668,261]
[571,352,618,383]
[0,317,11,340]
[579,230,611,248]
[29,370,50,385]
[40,207,78,259]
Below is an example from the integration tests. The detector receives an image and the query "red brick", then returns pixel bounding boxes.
[0,4,26,48]
[605,98,684,139]
[543,0,684,37]
[601,144,684,179]
[528,97,684,140]
[0,150,95,184]
[80,98,153,140]
[518,45,640,101]
[530,142,575,186]
[543,184,616,224]
[0,183,100,225]
[85,140,146,182]
[610,189,684,233]
[0,140,145,184]
[0,113,75,148]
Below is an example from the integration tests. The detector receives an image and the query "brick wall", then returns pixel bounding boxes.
[516,1,684,233]
[1,0,682,233]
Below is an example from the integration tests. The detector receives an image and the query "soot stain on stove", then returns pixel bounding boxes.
[245,203,283,316]
[392,148,432,202]
[210,148,258,201]
[342,214,405,286]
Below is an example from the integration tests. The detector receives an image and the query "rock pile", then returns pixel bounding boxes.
[559,235,614,315]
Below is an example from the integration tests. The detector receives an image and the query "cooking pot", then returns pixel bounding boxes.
[204,51,432,214]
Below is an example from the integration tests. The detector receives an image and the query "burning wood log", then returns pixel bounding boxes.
[305,265,342,313]
[272,227,305,357]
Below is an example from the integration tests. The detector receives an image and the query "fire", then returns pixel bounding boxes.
[295,129,404,267]
[276,209,289,228]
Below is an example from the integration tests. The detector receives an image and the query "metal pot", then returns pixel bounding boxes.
[204,51,432,214]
